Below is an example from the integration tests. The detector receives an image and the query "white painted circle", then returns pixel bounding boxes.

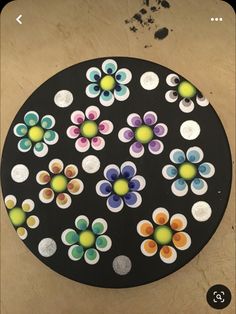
[82,155,100,174]
[54,90,73,108]
[180,120,201,140]
[191,201,212,222]
[112,255,132,275]
[11,164,29,183]
[140,72,159,90]
[38,238,57,257]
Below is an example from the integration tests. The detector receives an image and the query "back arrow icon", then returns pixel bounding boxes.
[16,15,22,24]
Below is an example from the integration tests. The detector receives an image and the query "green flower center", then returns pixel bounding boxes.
[178,81,196,98]
[80,121,98,138]
[100,75,116,91]
[50,175,68,192]
[113,179,129,196]
[79,230,95,248]
[135,125,153,144]
[9,207,26,226]
[153,226,172,245]
[28,126,44,142]
[179,162,197,180]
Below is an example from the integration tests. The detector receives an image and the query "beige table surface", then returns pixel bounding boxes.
[1,0,235,313]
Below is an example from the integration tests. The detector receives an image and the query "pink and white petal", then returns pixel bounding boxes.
[127,113,142,127]
[99,120,114,135]
[85,106,100,121]
[148,140,164,155]
[71,111,85,125]
[75,137,90,152]
[129,142,144,158]
[91,136,105,151]
[118,127,134,143]
[66,126,80,139]
[143,111,157,126]
[154,123,168,137]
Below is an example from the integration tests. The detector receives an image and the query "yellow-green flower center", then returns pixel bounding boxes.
[9,207,26,226]
[28,126,44,142]
[100,75,116,91]
[178,81,196,98]
[113,179,129,196]
[135,125,153,144]
[50,175,68,192]
[80,121,98,138]
[79,230,95,248]
[153,226,172,245]
[179,162,197,180]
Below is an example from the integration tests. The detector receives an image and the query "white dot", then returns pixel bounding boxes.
[54,90,73,108]
[82,155,100,174]
[180,120,201,140]
[215,18,218,21]
[112,255,132,275]
[210,17,214,21]
[191,201,212,222]
[219,17,223,21]
[140,72,159,90]
[38,238,57,257]
[11,164,29,183]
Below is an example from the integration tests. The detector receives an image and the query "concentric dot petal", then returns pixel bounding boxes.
[39,188,54,203]
[129,142,144,158]
[127,113,142,127]
[26,215,40,229]
[166,73,180,86]
[84,248,100,265]
[18,138,32,152]
[124,192,142,208]
[152,207,169,225]
[43,130,59,145]
[143,111,157,126]
[114,85,130,101]
[180,120,201,140]
[137,220,154,237]
[68,245,84,261]
[198,162,215,178]
[99,120,114,135]
[162,164,178,180]
[61,228,79,245]
[21,199,35,212]
[75,215,89,231]
[86,67,102,82]
[67,125,80,139]
[120,161,137,179]
[17,227,28,240]
[115,68,132,84]
[104,164,120,181]
[99,91,114,107]
[102,59,118,74]
[49,159,64,174]
[13,123,28,137]
[38,238,57,257]
[24,111,39,126]
[112,255,132,275]
[64,164,78,179]
[148,140,164,155]
[186,146,204,163]
[86,83,101,98]
[67,179,84,195]
[85,105,100,121]
[54,90,73,108]
[171,179,188,197]
[170,214,187,231]
[11,164,29,183]
[91,136,105,151]
[92,218,108,235]
[140,71,159,90]
[179,99,194,113]
[40,115,55,129]
[191,201,212,222]
[140,239,158,257]
[96,235,112,252]
[191,178,208,195]
[82,155,100,174]
[165,90,178,103]
[107,195,124,212]
[4,195,17,209]
[154,123,168,137]
[36,170,51,185]
[71,110,85,125]
[170,149,186,164]
[118,127,134,143]
[33,142,48,157]
[196,94,209,107]
[96,180,112,197]
[129,175,146,191]
[56,193,72,209]
[172,232,191,250]
[159,246,177,264]
[75,137,90,152]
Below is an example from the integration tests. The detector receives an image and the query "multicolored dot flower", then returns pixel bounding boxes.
[67,106,113,152]
[61,215,112,265]
[165,73,209,113]
[36,159,84,208]
[96,161,146,212]
[85,59,132,106]
[137,208,191,264]
[13,111,59,157]
[162,147,215,196]
[4,195,39,240]
[118,112,168,158]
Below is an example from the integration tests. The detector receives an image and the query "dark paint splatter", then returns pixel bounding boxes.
[143,0,149,6]
[144,44,152,48]
[130,26,138,33]
[140,8,147,15]
[154,27,169,39]
[151,6,157,12]
[133,13,143,24]
[161,0,170,8]
[148,17,154,23]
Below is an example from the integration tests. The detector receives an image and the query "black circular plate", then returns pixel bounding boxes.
[1,57,232,288]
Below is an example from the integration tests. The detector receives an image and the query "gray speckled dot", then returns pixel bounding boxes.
[38,238,57,257]
[112,255,132,275]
